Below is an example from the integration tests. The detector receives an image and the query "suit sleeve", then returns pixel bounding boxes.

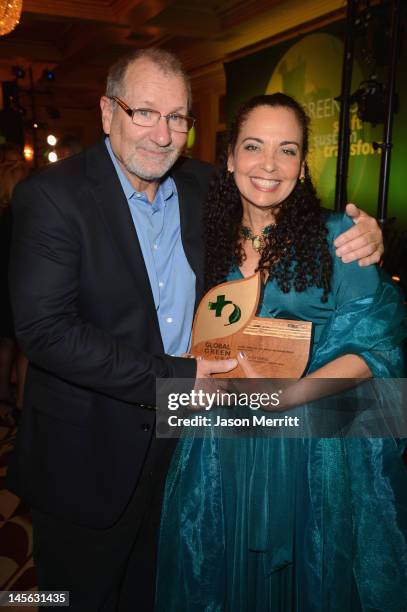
[9,179,196,406]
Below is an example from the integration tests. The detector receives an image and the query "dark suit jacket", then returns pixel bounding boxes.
[8,139,213,527]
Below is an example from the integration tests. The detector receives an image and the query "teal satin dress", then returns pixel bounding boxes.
[155,212,407,612]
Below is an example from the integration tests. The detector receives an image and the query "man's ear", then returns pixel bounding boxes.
[100,96,113,135]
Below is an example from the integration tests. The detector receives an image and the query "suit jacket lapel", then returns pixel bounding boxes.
[173,165,205,310]
[85,142,205,338]
[85,140,161,341]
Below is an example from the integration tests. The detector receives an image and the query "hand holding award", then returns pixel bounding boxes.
[191,272,311,378]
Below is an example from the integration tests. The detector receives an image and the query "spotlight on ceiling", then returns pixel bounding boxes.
[12,65,25,79]
[23,145,34,161]
[29,121,47,130]
[42,68,55,82]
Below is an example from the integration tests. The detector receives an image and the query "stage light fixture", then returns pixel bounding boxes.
[350,77,386,126]
[48,151,58,163]
[47,134,57,146]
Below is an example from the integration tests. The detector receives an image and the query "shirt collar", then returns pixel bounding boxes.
[105,136,174,203]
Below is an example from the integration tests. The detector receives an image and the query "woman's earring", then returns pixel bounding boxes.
[299,176,305,184]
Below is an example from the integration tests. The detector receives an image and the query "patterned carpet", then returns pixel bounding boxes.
[0,412,37,611]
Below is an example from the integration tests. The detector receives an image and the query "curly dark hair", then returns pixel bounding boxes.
[204,93,332,301]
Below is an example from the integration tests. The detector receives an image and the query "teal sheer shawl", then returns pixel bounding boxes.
[156,213,407,612]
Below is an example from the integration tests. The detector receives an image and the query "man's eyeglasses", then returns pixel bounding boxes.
[109,96,195,133]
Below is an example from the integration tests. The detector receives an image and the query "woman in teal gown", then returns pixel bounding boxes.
[155,94,407,611]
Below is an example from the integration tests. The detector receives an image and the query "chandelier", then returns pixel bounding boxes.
[0,0,23,36]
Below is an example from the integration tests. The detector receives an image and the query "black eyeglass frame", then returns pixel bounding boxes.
[109,95,196,133]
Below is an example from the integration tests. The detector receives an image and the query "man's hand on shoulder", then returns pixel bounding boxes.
[334,203,383,267]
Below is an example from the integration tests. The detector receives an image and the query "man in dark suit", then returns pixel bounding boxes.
[8,48,383,611]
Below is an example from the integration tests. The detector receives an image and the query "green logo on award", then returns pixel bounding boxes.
[208,295,241,325]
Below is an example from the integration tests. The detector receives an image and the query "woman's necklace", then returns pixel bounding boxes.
[240,224,273,253]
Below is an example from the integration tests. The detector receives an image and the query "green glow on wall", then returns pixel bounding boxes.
[226,20,407,228]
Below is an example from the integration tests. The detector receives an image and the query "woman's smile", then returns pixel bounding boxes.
[250,177,281,191]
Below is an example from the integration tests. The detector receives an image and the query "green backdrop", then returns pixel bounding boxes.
[225,19,406,228]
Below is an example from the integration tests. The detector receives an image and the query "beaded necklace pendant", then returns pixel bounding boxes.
[240,224,273,253]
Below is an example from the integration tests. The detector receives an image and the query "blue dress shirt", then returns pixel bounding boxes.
[105,138,196,355]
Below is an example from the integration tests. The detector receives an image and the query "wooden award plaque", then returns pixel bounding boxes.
[191,273,312,378]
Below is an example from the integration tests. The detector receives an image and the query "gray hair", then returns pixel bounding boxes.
[105,48,192,110]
